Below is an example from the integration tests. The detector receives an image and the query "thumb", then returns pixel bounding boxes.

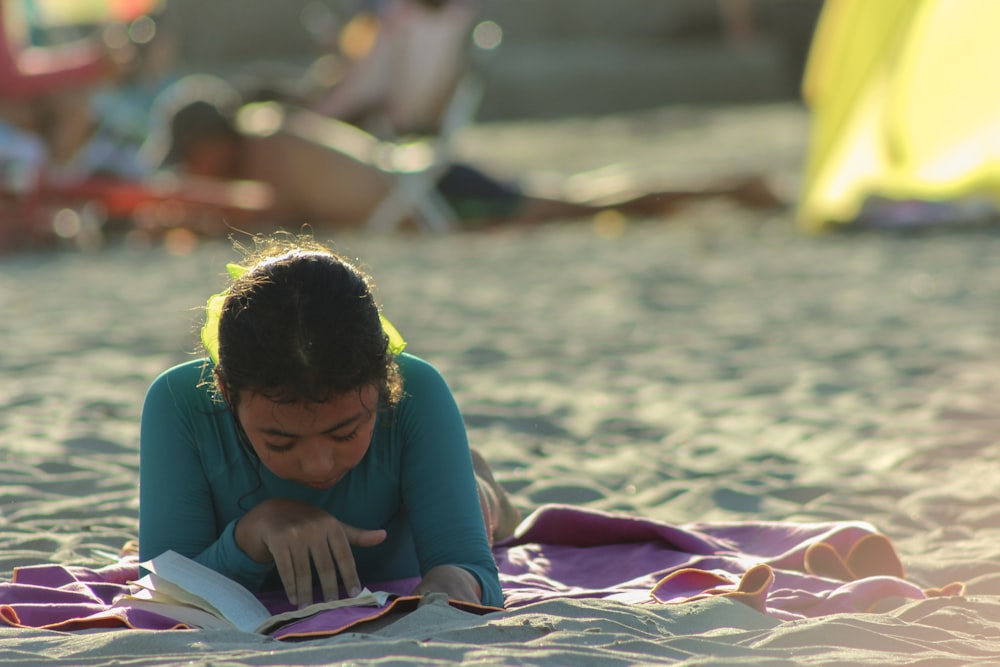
[344,524,387,548]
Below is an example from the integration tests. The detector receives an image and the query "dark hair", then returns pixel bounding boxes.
[165,99,240,165]
[211,236,402,411]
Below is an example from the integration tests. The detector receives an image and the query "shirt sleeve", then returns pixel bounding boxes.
[138,365,274,591]
[395,357,503,607]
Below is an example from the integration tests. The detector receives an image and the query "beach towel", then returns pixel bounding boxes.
[0,505,962,639]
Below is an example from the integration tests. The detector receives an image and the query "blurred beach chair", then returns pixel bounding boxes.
[232,49,490,236]
[305,0,502,233]
[364,18,502,233]
[225,2,501,233]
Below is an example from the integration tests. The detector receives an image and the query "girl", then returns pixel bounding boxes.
[139,234,517,609]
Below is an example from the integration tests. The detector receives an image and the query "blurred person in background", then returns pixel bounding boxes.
[0,0,135,166]
[307,0,480,136]
[155,84,781,233]
[0,0,138,251]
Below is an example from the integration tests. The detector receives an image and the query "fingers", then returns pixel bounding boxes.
[262,512,387,607]
[275,537,347,607]
[273,528,386,606]
[349,527,388,548]
[317,526,387,600]
[272,535,338,608]
[270,543,301,608]
[310,541,341,603]
[292,545,314,609]
[328,531,361,598]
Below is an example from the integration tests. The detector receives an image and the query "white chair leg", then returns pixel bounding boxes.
[366,168,459,233]
[413,184,458,232]
[366,186,418,233]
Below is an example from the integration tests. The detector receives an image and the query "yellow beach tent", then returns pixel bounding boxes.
[799,0,1000,231]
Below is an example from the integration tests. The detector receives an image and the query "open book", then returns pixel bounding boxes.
[116,550,392,634]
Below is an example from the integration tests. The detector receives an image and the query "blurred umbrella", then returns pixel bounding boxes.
[798,0,1000,231]
[31,0,162,26]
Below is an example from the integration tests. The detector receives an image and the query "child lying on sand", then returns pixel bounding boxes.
[139,233,520,608]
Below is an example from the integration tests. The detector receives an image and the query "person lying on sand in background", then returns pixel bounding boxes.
[138,233,520,608]
[150,76,782,233]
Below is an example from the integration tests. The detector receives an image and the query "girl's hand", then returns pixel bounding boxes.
[411,564,483,605]
[234,498,386,608]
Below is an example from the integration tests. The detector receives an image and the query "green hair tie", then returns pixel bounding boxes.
[201,262,407,364]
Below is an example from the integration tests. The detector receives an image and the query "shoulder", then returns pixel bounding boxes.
[143,358,217,414]
[396,352,453,395]
[389,353,464,430]
[148,358,212,390]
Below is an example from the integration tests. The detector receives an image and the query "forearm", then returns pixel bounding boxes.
[233,507,273,563]
[396,356,503,607]
[193,520,274,592]
[138,367,273,592]
[411,564,482,604]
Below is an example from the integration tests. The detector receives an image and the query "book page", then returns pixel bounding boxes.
[131,572,230,620]
[140,551,394,635]
[142,550,271,633]
[116,588,235,630]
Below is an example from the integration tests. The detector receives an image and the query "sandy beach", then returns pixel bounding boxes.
[3,102,1000,664]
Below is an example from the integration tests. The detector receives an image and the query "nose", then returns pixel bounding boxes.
[302,441,337,477]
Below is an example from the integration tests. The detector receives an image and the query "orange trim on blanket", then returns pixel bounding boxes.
[924,582,966,598]
[0,604,22,627]
[845,533,904,579]
[0,609,143,632]
[804,541,855,581]
[804,534,905,582]
[649,564,776,614]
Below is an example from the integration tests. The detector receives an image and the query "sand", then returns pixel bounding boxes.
[3,103,1000,665]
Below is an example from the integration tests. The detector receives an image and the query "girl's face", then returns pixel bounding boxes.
[235,385,379,489]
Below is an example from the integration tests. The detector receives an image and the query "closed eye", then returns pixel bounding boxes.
[264,440,295,453]
[329,426,360,443]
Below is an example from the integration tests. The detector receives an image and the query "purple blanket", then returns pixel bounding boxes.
[0,505,963,639]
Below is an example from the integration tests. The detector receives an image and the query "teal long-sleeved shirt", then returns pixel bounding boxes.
[138,353,502,607]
